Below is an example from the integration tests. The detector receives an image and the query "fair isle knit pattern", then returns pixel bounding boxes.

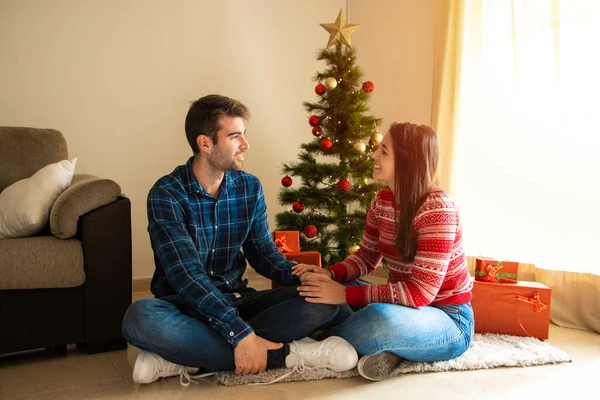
[329,188,473,308]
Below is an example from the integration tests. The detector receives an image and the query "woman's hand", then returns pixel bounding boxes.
[292,264,332,279]
[297,271,324,283]
[298,274,346,305]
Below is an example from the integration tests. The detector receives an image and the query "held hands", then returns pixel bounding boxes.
[233,332,283,375]
[292,264,346,304]
[292,263,332,282]
[297,273,347,305]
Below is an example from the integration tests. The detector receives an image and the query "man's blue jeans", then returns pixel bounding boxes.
[324,280,475,362]
[122,286,350,371]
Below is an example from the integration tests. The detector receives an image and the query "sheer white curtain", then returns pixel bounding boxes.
[452,0,600,275]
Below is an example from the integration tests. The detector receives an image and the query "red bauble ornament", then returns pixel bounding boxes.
[337,179,351,192]
[312,127,322,137]
[303,224,317,238]
[320,138,333,151]
[362,81,375,93]
[309,115,320,127]
[281,176,292,187]
[292,201,305,213]
[315,84,326,96]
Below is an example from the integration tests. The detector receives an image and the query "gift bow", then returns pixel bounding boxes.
[275,235,293,253]
[482,262,502,283]
[516,292,548,313]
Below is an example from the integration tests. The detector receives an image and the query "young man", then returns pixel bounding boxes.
[122,95,357,385]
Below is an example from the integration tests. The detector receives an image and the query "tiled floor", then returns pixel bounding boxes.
[1,271,599,400]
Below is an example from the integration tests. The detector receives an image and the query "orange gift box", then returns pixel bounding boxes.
[273,231,301,253]
[475,258,519,283]
[472,278,552,340]
[281,251,321,268]
[271,231,321,289]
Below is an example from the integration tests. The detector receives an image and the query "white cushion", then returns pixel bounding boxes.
[0,158,77,239]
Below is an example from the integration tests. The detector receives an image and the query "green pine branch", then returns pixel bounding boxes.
[275,41,384,265]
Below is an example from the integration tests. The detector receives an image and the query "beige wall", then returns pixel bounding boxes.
[0,0,435,279]
[350,0,435,128]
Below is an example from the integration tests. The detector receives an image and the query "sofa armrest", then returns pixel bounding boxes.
[50,174,122,239]
[79,197,132,352]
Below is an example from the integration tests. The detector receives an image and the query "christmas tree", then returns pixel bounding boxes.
[275,9,384,265]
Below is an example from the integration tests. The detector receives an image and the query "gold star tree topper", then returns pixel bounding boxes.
[320,9,361,48]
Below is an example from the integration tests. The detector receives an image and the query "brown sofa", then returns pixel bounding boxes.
[0,127,132,355]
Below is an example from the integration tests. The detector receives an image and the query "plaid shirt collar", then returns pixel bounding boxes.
[182,156,240,197]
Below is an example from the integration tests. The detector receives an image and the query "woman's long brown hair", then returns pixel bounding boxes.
[389,123,440,261]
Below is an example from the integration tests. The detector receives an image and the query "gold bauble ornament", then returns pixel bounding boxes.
[372,131,383,144]
[324,77,338,90]
[348,244,360,255]
[353,141,366,153]
[362,177,369,185]
[320,9,361,48]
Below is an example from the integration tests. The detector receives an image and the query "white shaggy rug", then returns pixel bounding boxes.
[214,333,571,386]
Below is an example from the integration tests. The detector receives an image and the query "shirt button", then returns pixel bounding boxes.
[225,280,229,284]
[214,226,218,230]
[212,249,215,253]
[229,332,234,337]
[208,318,212,322]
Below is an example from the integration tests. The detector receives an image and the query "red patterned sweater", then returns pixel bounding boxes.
[329,188,473,308]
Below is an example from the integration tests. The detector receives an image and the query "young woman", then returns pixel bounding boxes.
[292,122,474,381]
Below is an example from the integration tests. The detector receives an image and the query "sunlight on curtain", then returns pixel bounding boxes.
[453,0,600,274]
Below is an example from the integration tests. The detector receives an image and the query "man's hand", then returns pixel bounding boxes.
[233,333,283,375]
[297,271,327,283]
[298,273,347,305]
[292,264,332,282]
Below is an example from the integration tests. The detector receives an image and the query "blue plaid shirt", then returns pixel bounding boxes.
[147,157,299,347]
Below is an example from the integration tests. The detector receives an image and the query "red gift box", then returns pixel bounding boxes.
[273,231,300,253]
[475,258,519,283]
[472,278,552,340]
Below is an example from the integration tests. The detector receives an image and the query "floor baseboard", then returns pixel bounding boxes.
[132,277,151,293]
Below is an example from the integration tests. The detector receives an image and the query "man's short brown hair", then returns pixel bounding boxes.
[185,94,250,153]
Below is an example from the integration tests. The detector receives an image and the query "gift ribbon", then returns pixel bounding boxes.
[480,290,549,339]
[275,235,293,253]
[516,292,548,313]
[477,261,518,283]
[482,262,502,283]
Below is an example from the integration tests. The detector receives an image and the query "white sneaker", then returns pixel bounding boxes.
[357,351,402,381]
[286,336,358,372]
[249,336,358,386]
[132,351,214,386]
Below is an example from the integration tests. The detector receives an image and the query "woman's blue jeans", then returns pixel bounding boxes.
[121,285,349,371]
[324,280,475,362]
